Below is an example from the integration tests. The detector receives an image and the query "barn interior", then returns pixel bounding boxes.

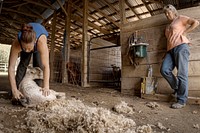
[1,0,200,133]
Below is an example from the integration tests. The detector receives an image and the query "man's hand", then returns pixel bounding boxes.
[12,89,24,100]
[40,88,50,96]
[182,32,187,36]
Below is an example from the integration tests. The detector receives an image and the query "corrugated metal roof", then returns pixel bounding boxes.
[0,0,199,49]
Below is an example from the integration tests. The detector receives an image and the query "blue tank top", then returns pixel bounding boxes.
[18,23,49,52]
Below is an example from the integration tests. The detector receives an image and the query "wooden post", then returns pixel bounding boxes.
[82,0,89,87]
[50,11,57,82]
[119,0,126,25]
[62,1,71,83]
[119,0,126,91]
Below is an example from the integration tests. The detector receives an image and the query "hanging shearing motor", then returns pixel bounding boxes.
[127,31,149,66]
[128,31,148,58]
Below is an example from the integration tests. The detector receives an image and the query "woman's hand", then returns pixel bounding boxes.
[12,89,24,100]
[40,88,50,96]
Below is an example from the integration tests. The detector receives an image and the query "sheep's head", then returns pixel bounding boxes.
[26,66,43,79]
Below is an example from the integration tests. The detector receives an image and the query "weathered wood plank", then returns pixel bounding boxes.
[123,61,200,78]
[141,94,200,105]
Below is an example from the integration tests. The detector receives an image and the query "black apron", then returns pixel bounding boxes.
[15,50,43,89]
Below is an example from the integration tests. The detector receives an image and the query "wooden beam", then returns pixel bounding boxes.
[141,93,200,105]
[24,0,54,10]
[62,1,71,83]
[2,8,43,19]
[57,0,68,17]
[24,6,44,19]
[9,2,28,8]
[71,21,97,35]
[69,1,112,32]
[91,38,116,47]
[120,0,127,25]
[82,0,89,87]
[103,0,120,16]
[141,0,153,16]
[41,0,56,10]
[0,37,13,45]
[72,15,110,34]
[89,2,120,27]
[0,23,17,39]
[125,0,140,20]
[50,11,57,82]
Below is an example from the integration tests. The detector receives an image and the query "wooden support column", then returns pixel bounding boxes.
[50,11,57,82]
[119,0,126,25]
[119,0,126,91]
[62,1,71,83]
[81,0,89,87]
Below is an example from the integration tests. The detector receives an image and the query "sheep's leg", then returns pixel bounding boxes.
[19,97,30,107]
[54,92,66,99]
[19,97,38,108]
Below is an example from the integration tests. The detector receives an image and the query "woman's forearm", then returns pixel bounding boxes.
[43,65,50,89]
[185,20,199,33]
[8,67,18,92]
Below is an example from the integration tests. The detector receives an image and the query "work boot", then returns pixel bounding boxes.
[171,102,186,109]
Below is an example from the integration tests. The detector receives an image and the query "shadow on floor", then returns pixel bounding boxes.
[0,74,11,99]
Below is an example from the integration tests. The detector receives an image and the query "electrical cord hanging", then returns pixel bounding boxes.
[126,33,138,67]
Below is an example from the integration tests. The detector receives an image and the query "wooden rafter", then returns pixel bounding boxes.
[0,16,22,25]
[125,0,140,19]
[24,6,44,19]
[42,0,56,10]
[57,0,68,17]
[23,0,55,10]
[2,8,43,19]
[9,2,28,8]
[89,2,119,27]
[72,14,110,34]
[69,1,112,32]
[102,0,120,16]
[0,0,195,49]
[141,0,153,16]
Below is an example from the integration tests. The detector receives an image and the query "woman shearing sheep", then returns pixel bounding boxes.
[8,23,50,104]
[160,5,199,109]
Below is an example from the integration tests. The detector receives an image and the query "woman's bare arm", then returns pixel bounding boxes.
[37,35,50,96]
[184,18,199,34]
[8,38,24,99]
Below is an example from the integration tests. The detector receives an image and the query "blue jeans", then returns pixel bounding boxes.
[160,43,190,104]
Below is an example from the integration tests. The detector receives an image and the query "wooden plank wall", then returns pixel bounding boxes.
[120,6,200,97]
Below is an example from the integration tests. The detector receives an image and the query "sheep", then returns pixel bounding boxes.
[18,66,65,107]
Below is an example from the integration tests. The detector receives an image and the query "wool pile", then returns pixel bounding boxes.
[25,99,137,133]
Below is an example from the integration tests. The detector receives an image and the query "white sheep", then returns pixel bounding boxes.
[19,66,65,107]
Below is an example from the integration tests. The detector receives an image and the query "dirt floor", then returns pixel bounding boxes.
[1,74,200,133]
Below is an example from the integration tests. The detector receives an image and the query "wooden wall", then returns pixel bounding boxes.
[120,6,200,97]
